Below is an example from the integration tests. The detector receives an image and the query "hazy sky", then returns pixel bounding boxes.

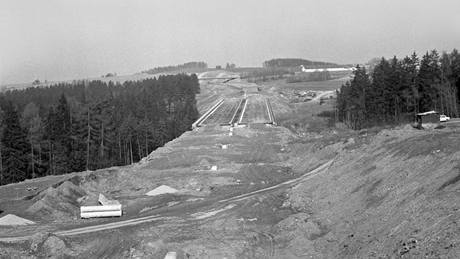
[1,0,460,84]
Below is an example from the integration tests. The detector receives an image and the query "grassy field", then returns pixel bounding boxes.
[252,77,343,134]
[275,100,336,133]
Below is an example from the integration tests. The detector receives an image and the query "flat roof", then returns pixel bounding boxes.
[416,110,438,116]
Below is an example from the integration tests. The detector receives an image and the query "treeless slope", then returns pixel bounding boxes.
[281,127,460,258]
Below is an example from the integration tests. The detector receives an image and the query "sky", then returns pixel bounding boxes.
[1,0,460,85]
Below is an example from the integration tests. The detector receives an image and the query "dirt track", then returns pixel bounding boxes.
[0,161,331,243]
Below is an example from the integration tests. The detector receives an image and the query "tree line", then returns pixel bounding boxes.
[263,58,342,69]
[0,74,200,185]
[142,62,207,74]
[336,49,460,129]
[286,70,332,83]
[241,68,292,83]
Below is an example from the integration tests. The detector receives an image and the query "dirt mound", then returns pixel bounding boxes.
[272,213,325,257]
[198,158,211,169]
[26,180,86,222]
[0,214,35,226]
[29,232,76,257]
[145,185,179,196]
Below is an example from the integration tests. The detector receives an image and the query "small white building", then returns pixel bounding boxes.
[300,65,355,73]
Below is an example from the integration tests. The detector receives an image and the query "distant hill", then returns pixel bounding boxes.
[0,73,160,93]
[0,62,210,92]
[263,58,347,69]
[142,61,208,74]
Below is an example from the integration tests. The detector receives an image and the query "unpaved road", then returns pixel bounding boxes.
[0,161,332,243]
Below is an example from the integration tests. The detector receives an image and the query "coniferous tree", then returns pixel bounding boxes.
[1,102,30,184]
[52,94,72,174]
[418,51,441,111]
[0,74,200,185]
[337,49,459,129]
[0,107,4,184]
[21,102,43,178]
[400,53,419,115]
[450,49,460,109]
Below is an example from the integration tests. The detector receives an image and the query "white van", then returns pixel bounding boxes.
[440,115,450,122]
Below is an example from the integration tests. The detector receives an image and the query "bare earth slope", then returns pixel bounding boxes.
[280,127,460,258]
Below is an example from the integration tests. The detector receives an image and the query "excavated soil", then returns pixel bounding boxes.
[26,180,87,222]
[283,127,460,258]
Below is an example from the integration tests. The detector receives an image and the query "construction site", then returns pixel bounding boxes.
[0,71,459,258]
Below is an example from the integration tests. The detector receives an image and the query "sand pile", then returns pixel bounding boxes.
[26,181,86,222]
[0,214,35,226]
[145,185,178,196]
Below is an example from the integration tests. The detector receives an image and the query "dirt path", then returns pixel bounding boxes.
[0,161,332,243]
[217,160,332,204]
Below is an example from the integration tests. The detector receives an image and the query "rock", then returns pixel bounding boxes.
[347,138,355,145]
[399,238,417,256]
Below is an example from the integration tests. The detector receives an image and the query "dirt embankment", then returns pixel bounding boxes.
[277,126,460,258]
